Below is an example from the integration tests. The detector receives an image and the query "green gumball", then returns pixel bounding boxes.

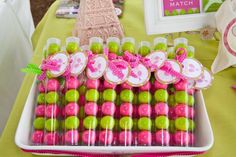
[65,89,80,102]
[103,89,117,102]
[45,119,59,131]
[188,119,195,131]
[172,10,179,16]
[90,42,103,54]
[119,116,133,130]
[37,93,45,104]
[138,117,152,131]
[120,90,134,103]
[138,91,152,104]
[108,41,119,54]
[168,94,175,107]
[122,42,135,54]
[79,85,87,95]
[175,43,188,52]
[47,43,60,55]
[155,116,169,129]
[33,117,45,130]
[132,94,138,105]
[175,117,189,131]
[169,120,176,133]
[188,8,194,14]
[85,89,99,102]
[175,91,188,104]
[154,43,167,51]
[65,116,80,130]
[154,89,168,102]
[139,46,151,57]
[180,9,186,15]
[100,116,115,130]
[46,92,59,104]
[165,10,171,16]
[168,52,176,59]
[188,95,195,106]
[66,42,79,54]
[83,116,98,129]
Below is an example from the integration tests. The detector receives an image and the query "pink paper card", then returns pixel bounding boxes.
[163,0,201,16]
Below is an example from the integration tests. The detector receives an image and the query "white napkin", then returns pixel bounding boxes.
[211,0,236,73]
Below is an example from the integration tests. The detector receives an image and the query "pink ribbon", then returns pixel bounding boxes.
[87,50,97,72]
[63,56,72,80]
[175,47,187,63]
[160,61,185,79]
[38,58,61,81]
[109,61,127,79]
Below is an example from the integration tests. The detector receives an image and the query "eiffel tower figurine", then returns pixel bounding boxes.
[73,0,124,45]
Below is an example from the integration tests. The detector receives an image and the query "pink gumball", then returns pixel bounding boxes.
[154,80,168,89]
[99,130,113,145]
[86,79,100,89]
[45,104,60,118]
[155,130,170,145]
[78,95,86,106]
[188,106,195,119]
[38,82,45,93]
[154,103,169,116]
[65,102,79,116]
[169,107,176,120]
[47,79,60,91]
[175,104,194,118]
[35,105,46,117]
[84,102,98,115]
[101,102,116,115]
[66,77,80,89]
[104,80,116,89]
[140,82,151,91]
[174,131,191,146]
[174,80,187,91]
[64,130,79,145]
[138,131,152,145]
[82,130,96,145]
[120,103,133,116]
[61,107,65,117]
[119,131,132,145]
[31,130,44,144]
[189,133,195,146]
[44,132,59,145]
[138,104,151,117]
[121,82,132,89]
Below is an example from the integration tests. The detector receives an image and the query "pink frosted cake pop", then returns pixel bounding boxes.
[35,105,46,117]
[174,80,187,91]
[64,130,79,145]
[140,82,151,91]
[119,131,132,145]
[104,80,116,89]
[65,102,79,116]
[120,103,133,116]
[45,104,60,118]
[154,103,169,116]
[44,132,60,145]
[102,102,116,115]
[99,130,113,145]
[38,82,45,93]
[138,131,152,145]
[138,104,151,117]
[154,80,168,89]
[82,130,96,145]
[47,79,60,91]
[31,130,44,144]
[155,130,170,145]
[66,76,80,89]
[86,79,100,89]
[121,82,132,89]
[174,131,191,146]
[84,102,98,115]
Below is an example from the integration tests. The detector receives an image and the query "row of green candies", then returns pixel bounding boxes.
[32,38,64,145]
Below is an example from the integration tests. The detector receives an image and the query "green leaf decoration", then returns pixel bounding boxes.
[21,63,42,75]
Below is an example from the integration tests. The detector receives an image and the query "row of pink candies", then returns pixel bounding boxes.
[169,80,195,146]
[61,76,81,145]
[32,79,61,145]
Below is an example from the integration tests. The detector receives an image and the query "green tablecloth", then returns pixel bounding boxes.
[0,0,235,156]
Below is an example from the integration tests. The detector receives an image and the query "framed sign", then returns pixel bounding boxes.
[144,0,225,35]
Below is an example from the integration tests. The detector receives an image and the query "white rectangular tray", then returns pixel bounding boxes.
[144,0,216,35]
[15,78,214,156]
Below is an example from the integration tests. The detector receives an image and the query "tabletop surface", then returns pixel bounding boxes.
[0,0,236,156]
